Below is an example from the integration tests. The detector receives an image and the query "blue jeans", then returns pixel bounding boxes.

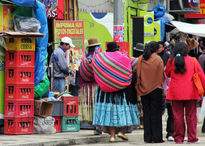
[53,78,66,93]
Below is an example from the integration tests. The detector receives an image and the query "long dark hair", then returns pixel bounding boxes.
[170,42,188,74]
[143,41,159,60]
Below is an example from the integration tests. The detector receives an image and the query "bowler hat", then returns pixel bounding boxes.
[106,42,120,52]
[87,38,101,48]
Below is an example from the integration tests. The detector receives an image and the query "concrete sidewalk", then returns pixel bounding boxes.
[0,109,205,146]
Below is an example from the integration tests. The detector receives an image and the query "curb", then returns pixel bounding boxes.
[4,134,109,146]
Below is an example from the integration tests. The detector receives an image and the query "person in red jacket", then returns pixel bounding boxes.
[165,42,205,144]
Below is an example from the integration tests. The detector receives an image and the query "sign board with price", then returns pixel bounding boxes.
[54,20,84,70]
[40,0,64,19]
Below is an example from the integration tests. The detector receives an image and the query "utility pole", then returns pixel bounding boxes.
[113,0,124,42]
[114,0,124,25]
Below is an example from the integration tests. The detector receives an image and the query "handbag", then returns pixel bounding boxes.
[193,58,204,97]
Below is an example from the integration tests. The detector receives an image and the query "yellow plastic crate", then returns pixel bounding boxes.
[5,37,35,51]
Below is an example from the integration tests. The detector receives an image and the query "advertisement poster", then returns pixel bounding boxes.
[113,25,124,42]
[40,0,65,19]
[185,0,205,18]
[54,20,84,71]
[0,4,14,31]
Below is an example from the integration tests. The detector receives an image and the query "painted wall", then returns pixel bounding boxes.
[79,11,113,50]
[124,0,141,57]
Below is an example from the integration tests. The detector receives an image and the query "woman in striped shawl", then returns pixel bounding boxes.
[92,42,140,142]
[78,38,102,134]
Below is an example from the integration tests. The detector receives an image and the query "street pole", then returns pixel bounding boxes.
[113,0,124,42]
[114,0,124,25]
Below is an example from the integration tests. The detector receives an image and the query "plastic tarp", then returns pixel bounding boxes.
[156,17,170,42]
[171,21,205,37]
[9,0,48,86]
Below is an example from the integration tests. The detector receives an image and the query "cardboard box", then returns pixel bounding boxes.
[34,100,54,118]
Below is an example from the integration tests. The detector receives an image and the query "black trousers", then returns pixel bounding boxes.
[166,103,174,138]
[141,88,163,142]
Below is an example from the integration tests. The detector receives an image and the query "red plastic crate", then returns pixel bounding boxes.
[53,116,61,133]
[5,51,35,67]
[5,67,34,84]
[5,84,34,101]
[5,100,34,117]
[4,117,33,135]
[62,96,79,117]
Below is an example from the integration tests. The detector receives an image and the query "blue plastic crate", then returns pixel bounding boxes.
[49,101,64,116]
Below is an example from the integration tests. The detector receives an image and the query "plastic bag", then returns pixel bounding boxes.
[13,15,41,32]
[34,73,50,99]
[163,13,174,21]
[34,116,56,134]
[201,98,205,119]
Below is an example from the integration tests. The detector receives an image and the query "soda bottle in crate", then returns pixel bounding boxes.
[61,96,79,117]
[4,100,34,117]
[5,67,34,84]
[4,117,34,135]
[61,116,80,132]
[5,84,34,101]
[5,51,35,68]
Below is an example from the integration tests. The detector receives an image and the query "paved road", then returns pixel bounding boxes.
[0,108,205,146]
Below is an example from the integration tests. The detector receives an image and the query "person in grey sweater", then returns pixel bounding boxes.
[51,37,75,92]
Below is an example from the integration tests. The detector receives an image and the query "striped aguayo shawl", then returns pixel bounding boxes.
[93,51,133,92]
[130,57,138,72]
[79,47,102,82]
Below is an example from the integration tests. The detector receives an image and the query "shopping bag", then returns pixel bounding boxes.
[201,98,205,119]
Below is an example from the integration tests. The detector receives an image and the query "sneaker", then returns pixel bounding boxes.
[117,132,128,141]
[184,137,188,141]
[167,136,174,141]
[188,140,200,144]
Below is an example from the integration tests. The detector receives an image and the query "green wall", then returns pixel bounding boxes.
[79,11,113,51]
[124,0,148,57]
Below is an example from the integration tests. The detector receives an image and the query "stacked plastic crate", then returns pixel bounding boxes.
[61,95,80,132]
[49,100,64,133]
[4,37,35,135]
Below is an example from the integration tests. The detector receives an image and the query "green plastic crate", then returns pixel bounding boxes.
[61,117,80,132]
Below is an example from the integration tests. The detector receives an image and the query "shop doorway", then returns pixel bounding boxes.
[132,16,144,48]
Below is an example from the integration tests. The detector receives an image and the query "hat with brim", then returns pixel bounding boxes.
[106,42,120,52]
[87,38,101,48]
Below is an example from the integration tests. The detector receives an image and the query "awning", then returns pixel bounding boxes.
[170,21,205,37]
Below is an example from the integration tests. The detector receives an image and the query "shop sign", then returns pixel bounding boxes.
[40,0,64,19]
[169,0,200,14]
[54,21,84,70]
[185,0,205,18]
[113,25,124,42]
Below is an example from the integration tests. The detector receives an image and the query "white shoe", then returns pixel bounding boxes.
[167,136,174,141]
[188,140,200,144]
[184,137,188,141]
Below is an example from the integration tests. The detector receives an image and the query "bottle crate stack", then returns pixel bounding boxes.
[4,37,35,135]
[61,96,80,132]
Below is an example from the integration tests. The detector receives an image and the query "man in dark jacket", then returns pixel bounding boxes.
[157,41,174,141]
[199,47,205,73]
[199,47,205,133]
[52,37,75,92]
